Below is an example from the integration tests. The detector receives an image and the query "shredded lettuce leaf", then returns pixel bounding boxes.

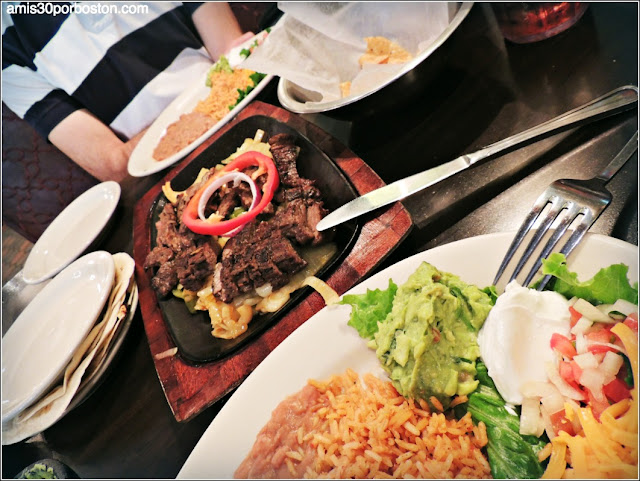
[541,252,638,305]
[482,285,499,304]
[339,279,397,339]
[467,362,548,479]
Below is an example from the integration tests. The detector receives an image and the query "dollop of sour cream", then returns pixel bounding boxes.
[477,280,571,405]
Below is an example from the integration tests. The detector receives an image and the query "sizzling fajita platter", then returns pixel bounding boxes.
[139,115,361,363]
[132,102,413,422]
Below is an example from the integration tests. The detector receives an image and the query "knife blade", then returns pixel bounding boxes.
[315,84,638,232]
[316,156,472,231]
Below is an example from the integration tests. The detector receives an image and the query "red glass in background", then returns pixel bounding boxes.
[491,2,589,44]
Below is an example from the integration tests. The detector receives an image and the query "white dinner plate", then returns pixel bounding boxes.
[127,30,274,177]
[22,181,120,285]
[177,232,638,479]
[1,251,115,423]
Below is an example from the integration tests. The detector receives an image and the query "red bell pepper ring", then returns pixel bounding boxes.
[182,151,279,236]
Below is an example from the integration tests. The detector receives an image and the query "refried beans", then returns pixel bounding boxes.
[234,384,325,478]
[152,112,215,161]
[152,67,256,162]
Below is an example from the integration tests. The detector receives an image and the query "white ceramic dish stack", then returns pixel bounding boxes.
[2,251,115,423]
[22,181,121,285]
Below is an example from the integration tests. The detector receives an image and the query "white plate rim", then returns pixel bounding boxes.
[177,232,638,479]
[22,181,120,284]
[1,251,115,423]
[127,30,274,178]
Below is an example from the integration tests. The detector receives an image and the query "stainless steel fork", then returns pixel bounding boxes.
[493,130,639,290]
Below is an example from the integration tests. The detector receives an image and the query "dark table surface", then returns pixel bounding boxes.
[2,2,638,478]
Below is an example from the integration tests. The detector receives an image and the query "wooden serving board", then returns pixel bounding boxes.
[132,101,413,422]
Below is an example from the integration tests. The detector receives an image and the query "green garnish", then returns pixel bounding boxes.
[482,285,499,304]
[467,362,548,479]
[230,207,246,219]
[621,353,634,388]
[339,279,398,339]
[239,32,268,59]
[540,252,638,305]
[172,285,197,314]
[230,72,268,110]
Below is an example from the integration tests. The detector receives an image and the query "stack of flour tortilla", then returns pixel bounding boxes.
[2,253,138,445]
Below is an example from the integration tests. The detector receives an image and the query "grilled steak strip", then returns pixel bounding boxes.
[212,221,307,303]
[146,201,220,297]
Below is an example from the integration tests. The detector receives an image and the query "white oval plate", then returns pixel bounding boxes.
[128,30,273,178]
[177,232,638,479]
[1,251,115,423]
[22,181,120,285]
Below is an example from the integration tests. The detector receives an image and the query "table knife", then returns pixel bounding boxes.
[316,84,638,231]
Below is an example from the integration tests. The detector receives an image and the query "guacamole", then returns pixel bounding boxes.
[373,262,493,409]
[18,463,57,479]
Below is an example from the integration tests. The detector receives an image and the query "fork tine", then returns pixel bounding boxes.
[507,196,565,283]
[536,209,597,291]
[493,194,554,286]
[522,203,580,287]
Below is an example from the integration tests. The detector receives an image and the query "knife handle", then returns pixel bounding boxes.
[466,85,638,165]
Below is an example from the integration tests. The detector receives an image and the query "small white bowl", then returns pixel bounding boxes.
[1,251,115,423]
[22,181,120,285]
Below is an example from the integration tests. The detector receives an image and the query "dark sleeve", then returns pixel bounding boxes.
[1,62,83,140]
[180,2,205,16]
[25,90,84,140]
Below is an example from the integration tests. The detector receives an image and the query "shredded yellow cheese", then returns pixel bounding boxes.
[541,322,638,479]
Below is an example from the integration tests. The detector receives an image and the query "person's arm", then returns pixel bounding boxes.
[191,2,254,60]
[47,3,250,182]
[48,109,146,182]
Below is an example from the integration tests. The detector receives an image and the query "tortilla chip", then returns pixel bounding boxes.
[364,36,392,55]
[387,50,413,64]
[340,81,352,97]
[358,52,389,66]
[360,36,413,66]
